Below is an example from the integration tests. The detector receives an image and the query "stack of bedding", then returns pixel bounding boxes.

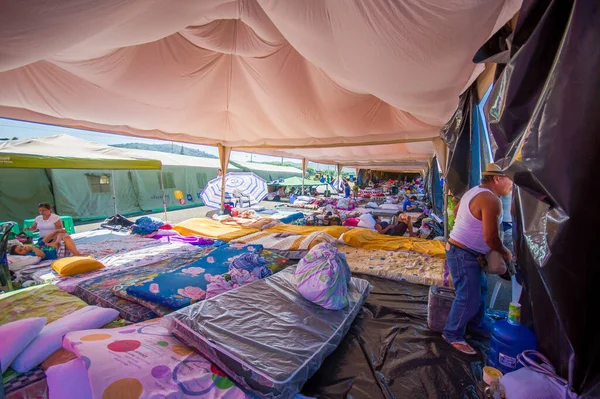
[163,266,371,399]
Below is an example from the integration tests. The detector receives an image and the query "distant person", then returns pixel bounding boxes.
[374,214,415,237]
[343,179,351,198]
[24,203,63,240]
[443,163,513,355]
[217,168,223,177]
[402,196,418,212]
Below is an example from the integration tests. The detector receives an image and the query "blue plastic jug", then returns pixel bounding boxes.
[488,302,537,375]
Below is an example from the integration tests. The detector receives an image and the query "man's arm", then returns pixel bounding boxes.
[453,201,460,218]
[480,195,512,261]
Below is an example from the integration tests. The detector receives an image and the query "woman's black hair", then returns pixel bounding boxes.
[37,202,52,210]
[9,244,20,255]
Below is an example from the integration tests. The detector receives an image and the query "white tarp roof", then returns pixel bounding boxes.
[0,0,520,168]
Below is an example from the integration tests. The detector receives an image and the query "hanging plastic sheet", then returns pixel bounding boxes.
[431,158,444,217]
[483,0,600,396]
[302,274,489,399]
[440,87,476,197]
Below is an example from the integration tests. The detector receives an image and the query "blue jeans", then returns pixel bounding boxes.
[443,245,488,342]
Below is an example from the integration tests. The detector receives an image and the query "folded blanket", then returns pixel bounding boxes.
[340,228,446,258]
[173,218,258,241]
[126,244,263,309]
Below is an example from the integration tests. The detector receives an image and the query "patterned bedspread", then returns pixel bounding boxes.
[339,246,451,287]
[231,231,337,256]
[0,283,87,325]
[73,247,213,322]
[111,249,290,317]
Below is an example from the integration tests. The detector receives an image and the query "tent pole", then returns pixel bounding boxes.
[301,158,307,196]
[443,179,449,239]
[160,168,168,221]
[111,170,118,216]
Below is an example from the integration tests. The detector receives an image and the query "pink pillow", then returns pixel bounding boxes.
[343,218,359,227]
[0,317,46,373]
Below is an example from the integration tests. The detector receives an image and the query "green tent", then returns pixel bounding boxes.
[0,135,162,225]
[272,176,325,187]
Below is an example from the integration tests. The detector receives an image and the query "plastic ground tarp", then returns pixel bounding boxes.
[302,273,489,399]
[482,0,600,396]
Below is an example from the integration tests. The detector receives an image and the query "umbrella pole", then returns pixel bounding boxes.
[160,168,168,222]
[218,145,231,212]
[111,170,118,216]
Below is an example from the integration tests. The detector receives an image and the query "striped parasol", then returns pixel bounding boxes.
[201,172,268,208]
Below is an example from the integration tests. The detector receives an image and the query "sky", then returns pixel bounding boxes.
[0,118,343,172]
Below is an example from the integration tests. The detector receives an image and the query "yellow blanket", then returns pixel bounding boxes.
[340,228,446,258]
[264,224,349,239]
[173,218,259,242]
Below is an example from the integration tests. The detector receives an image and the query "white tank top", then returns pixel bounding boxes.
[450,186,495,254]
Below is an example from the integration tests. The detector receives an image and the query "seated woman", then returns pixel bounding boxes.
[24,202,63,241]
[10,229,84,260]
[374,214,415,237]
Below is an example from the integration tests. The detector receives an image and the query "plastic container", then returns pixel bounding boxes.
[427,285,456,333]
[488,303,537,375]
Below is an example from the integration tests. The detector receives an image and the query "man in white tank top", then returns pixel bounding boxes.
[443,163,513,355]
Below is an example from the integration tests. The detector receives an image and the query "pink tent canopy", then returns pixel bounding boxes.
[0,0,520,168]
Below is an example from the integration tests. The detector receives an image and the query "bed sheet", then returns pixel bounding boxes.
[230,231,337,260]
[3,367,47,399]
[126,244,263,309]
[0,283,87,325]
[63,319,248,399]
[340,228,446,258]
[173,218,259,241]
[73,247,213,323]
[164,266,371,399]
[339,246,451,287]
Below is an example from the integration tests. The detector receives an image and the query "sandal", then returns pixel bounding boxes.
[442,335,477,355]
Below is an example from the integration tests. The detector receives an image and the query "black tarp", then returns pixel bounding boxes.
[440,87,477,198]
[302,274,488,399]
[483,0,600,396]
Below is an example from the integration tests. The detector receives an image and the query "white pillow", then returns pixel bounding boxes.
[357,213,376,230]
[7,254,41,271]
[380,203,401,210]
[0,317,46,373]
[366,202,379,208]
[11,306,119,373]
[46,358,92,399]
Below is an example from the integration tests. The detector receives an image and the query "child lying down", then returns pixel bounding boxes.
[9,229,84,260]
